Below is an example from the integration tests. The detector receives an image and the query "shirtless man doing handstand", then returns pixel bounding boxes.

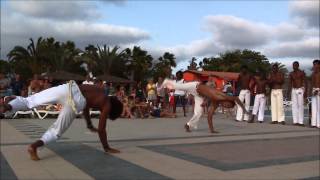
[0,81,123,161]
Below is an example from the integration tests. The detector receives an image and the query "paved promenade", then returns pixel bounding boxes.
[1,112,319,180]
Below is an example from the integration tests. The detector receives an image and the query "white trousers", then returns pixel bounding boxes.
[311,88,320,128]
[164,80,204,129]
[291,88,304,124]
[187,95,204,129]
[271,89,285,122]
[41,105,76,144]
[252,93,266,121]
[8,82,86,144]
[236,89,250,121]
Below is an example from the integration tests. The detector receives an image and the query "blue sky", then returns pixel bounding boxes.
[97,1,290,46]
[1,0,319,73]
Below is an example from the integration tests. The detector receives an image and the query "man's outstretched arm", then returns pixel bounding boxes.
[82,107,98,132]
[98,107,120,153]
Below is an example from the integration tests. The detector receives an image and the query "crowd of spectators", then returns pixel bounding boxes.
[0,71,234,119]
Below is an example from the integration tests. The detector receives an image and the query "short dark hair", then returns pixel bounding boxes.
[313,59,320,65]
[176,71,183,77]
[293,61,299,65]
[108,96,123,120]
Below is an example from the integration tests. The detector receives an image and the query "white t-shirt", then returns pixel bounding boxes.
[82,80,94,85]
[174,79,186,96]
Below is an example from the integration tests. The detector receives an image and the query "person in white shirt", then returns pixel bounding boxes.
[82,75,94,85]
[162,79,249,133]
[173,71,186,117]
[156,77,165,108]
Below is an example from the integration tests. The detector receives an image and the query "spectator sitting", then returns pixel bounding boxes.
[29,74,42,95]
[108,82,116,96]
[0,72,11,98]
[129,86,136,99]
[134,97,149,118]
[128,95,136,113]
[42,77,52,90]
[116,85,126,102]
[135,81,145,101]
[149,105,177,118]
[121,96,134,118]
[10,73,24,96]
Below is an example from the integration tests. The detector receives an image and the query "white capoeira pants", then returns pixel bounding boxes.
[8,81,86,144]
[311,88,320,128]
[236,89,250,121]
[163,80,204,129]
[271,89,285,122]
[291,88,304,125]
[252,93,266,122]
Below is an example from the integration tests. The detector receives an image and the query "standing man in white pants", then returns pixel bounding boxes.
[173,71,187,117]
[236,65,252,122]
[288,61,306,126]
[249,72,268,123]
[311,60,320,128]
[268,64,286,125]
[162,79,249,133]
[0,81,123,161]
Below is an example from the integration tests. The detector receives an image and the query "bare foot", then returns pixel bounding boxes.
[89,127,98,133]
[105,147,121,153]
[28,146,40,161]
[184,124,191,132]
[210,129,219,133]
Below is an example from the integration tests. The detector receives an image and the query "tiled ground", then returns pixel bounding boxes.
[143,136,319,170]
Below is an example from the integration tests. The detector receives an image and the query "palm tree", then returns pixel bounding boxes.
[124,46,153,81]
[52,41,82,73]
[270,62,288,76]
[96,45,126,77]
[188,57,197,70]
[76,44,99,74]
[7,37,46,75]
[152,52,176,78]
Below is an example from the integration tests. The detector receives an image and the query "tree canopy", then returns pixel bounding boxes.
[3,36,288,81]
